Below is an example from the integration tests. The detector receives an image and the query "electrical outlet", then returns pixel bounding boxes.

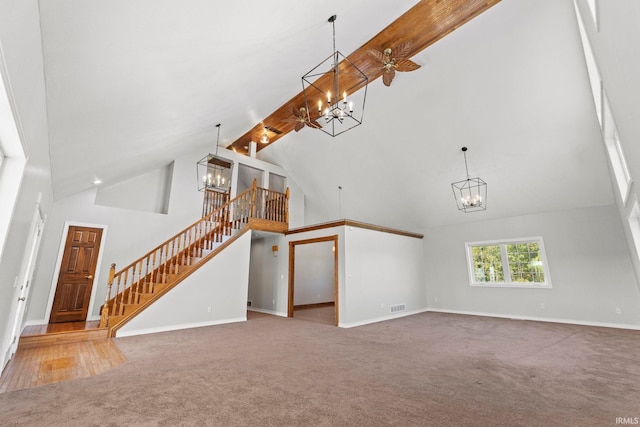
[615,307,622,315]
[540,303,545,309]
[434,297,438,302]
[207,306,212,313]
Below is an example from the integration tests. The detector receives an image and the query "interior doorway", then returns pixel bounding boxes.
[5,200,46,362]
[288,235,338,326]
[49,226,103,323]
[237,164,263,194]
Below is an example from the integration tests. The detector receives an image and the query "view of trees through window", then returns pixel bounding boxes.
[468,239,548,286]
[506,242,544,283]
[471,245,504,282]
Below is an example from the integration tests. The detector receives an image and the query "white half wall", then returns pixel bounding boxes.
[117,231,252,337]
[424,205,640,327]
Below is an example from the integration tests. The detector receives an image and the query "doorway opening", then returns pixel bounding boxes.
[288,235,338,326]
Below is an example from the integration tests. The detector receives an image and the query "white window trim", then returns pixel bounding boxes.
[0,51,28,262]
[628,198,640,264]
[465,237,552,289]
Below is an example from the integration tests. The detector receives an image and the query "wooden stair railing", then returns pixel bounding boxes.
[99,179,289,336]
[202,188,230,218]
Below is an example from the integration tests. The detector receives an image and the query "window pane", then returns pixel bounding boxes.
[506,242,545,283]
[471,245,504,282]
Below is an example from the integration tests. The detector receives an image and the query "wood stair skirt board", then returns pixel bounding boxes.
[18,328,108,350]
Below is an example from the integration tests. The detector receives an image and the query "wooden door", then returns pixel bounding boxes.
[49,226,103,323]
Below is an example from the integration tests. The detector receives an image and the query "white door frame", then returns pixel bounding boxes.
[44,221,108,323]
[3,199,46,364]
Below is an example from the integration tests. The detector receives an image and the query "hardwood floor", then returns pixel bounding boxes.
[293,304,336,325]
[0,322,126,394]
[21,320,101,335]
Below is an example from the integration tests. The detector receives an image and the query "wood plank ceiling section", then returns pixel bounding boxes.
[227,0,501,154]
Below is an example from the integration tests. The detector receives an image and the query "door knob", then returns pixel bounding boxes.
[18,297,25,301]
[85,275,93,279]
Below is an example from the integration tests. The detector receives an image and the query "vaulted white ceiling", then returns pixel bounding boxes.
[39,0,613,231]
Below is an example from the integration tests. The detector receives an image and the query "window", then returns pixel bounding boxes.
[586,0,598,30]
[466,237,551,288]
[603,92,633,204]
[574,0,602,126]
[628,199,640,263]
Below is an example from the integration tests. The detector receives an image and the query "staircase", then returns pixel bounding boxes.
[99,180,288,337]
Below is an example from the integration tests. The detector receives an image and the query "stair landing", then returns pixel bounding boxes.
[0,321,126,393]
[19,320,108,349]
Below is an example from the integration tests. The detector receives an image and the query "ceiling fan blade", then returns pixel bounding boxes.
[292,106,301,117]
[396,59,421,72]
[396,41,412,59]
[307,119,321,129]
[367,48,385,63]
[294,122,304,132]
[382,70,395,86]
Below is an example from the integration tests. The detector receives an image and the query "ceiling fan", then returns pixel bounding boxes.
[368,41,421,86]
[288,106,321,132]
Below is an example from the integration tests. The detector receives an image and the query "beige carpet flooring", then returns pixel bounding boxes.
[0,311,639,426]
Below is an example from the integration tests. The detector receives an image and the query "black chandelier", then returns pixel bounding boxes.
[302,15,368,137]
[196,124,233,193]
[451,147,487,212]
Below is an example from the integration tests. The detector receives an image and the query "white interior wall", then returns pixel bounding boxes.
[424,205,640,328]
[341,226,426,327]
[293,240,334,306]
[248,236,281,314]
[0,0,55,371]
[117,231,252,337]
[95,162,174,214]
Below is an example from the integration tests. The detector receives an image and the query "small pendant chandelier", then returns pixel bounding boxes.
[302,15,368,137]
[196,124,234,193]
[451,147,487,212]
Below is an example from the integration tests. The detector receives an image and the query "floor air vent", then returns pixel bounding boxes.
[390,304,406,313]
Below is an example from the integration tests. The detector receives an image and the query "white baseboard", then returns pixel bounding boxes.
[115,316,247,338]
[426,308,640,330]
[23,319,46,328]
[339,308,429,328]
[247,307,287,317]
[0,346,10,378]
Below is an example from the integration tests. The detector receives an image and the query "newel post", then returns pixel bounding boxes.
[285,187,290,225]
[250,178,257,219]
[99,263,116,328]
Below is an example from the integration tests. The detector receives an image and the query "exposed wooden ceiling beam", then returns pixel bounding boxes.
[227,0,501,155]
